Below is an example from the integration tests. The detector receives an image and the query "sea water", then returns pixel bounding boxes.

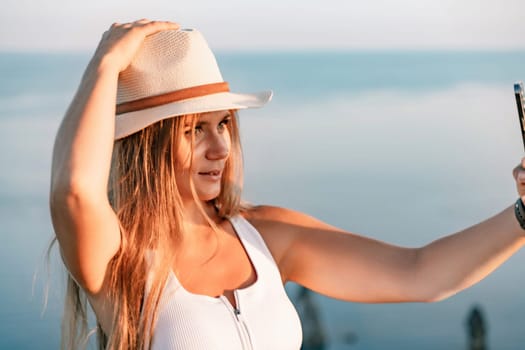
[1,50,524,349]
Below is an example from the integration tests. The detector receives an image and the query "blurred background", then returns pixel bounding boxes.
[1,0,525,348]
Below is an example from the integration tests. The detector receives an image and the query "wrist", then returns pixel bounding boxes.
[93,52,121,76]
[513,198,525,232]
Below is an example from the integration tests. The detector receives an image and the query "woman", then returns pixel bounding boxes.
[49,19,525,349]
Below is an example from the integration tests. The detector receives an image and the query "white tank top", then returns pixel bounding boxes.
[146,215,303,350]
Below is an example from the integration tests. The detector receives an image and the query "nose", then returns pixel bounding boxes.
[205,131,230,160]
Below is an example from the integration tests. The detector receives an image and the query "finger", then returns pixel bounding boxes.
[140,20,180,36]
[514,167,525,184]
[130,18,152,27]
[519,172,525,184]
[119,19,153,29]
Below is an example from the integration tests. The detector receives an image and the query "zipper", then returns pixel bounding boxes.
[221,290,254,350]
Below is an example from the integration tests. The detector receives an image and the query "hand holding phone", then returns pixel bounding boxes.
[515,81,525,152]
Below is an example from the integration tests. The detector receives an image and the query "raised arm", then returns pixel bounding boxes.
[49,20,180,296]
[248,165,525,303]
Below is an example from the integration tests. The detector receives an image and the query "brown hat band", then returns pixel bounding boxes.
[116,82,230,115]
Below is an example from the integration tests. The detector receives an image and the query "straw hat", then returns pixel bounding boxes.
[115,28,272,139]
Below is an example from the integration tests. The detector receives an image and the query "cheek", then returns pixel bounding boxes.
[225,132,233,153]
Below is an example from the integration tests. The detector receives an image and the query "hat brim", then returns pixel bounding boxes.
[115,90,273,140]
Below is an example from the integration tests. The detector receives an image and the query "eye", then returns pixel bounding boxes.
[218,117,231,132]
[184,125,203,136]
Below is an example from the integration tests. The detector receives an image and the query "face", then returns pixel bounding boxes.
[175,110,232,203]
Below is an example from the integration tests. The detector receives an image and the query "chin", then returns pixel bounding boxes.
[197,190,221,202]
[193,180,222,202]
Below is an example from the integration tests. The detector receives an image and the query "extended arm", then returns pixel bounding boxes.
[250,199,525,303]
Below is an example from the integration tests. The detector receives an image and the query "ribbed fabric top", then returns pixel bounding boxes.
[146,216,303,350]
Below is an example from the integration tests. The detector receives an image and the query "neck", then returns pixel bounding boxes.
[174,200,225,265]
[180,200,220,236]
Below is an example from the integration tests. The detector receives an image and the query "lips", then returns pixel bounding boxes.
[198,169,221,176]
[197,169,222,181]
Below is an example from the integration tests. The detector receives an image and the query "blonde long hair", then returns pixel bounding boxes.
[58,110,244,349]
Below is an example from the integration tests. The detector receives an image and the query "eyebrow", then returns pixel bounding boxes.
[183,113,231,127]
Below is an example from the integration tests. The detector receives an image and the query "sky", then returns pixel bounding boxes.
[1,0,524,52]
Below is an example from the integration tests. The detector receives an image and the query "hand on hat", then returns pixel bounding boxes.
[94,19,180,74]
[512,157,525,198]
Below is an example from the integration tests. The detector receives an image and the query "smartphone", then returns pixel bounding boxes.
[515,81,525,151]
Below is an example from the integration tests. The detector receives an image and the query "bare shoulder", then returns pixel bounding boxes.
[242,204,339,231]
[242,204,296,222]
[240,205,340,269]
[240,205,297,279]
[242,204,305,234]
